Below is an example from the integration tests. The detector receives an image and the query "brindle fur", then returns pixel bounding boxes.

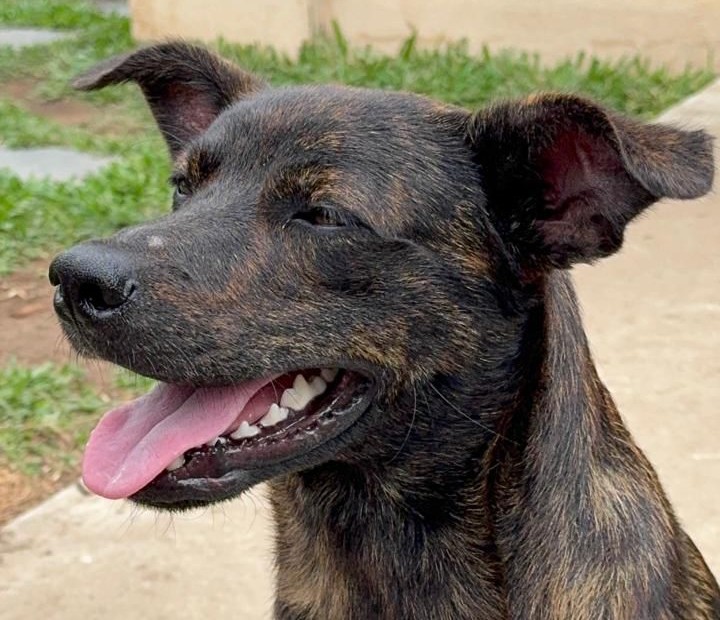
[57,43,719,618]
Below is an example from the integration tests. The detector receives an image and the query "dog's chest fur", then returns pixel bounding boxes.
[270,471,508,620]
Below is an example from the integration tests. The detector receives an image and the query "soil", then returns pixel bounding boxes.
[0,79,148,525]
[2,79,148,137]
[0,259,120,525]
[4,81,102,128]
[0,466,78,525]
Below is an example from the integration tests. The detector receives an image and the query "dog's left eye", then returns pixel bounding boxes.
[292,206,367,230]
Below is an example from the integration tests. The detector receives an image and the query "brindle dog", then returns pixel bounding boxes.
[50,43,719,619]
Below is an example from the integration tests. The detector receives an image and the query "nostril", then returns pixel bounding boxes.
[49,263,60,287]
[78,278,137,313]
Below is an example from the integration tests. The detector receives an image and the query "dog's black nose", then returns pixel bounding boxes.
[49,244,138,322]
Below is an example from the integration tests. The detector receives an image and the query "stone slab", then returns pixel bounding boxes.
[0,147,115,182]
[0,28,69,49]
[129,0,312,57]
[92,0,130,17]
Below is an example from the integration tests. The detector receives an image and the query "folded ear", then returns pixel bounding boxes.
[468,94,714,269]
[73,42,265,156]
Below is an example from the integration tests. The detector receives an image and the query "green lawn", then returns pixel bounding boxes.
[0,0,715,485]
[0,360,155,476]
[0,362,106,474]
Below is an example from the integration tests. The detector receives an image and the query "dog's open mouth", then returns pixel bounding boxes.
[82,368,373,504]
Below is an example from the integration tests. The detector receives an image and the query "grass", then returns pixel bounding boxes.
[0,362,105,474]
[0,0,716,482]
[0,102,168,272]
[0,361,155,476]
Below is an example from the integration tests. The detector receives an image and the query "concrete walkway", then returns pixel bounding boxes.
[1,81,718,619]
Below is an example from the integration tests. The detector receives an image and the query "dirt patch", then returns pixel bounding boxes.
[1,256,68,365]
[0,465,77,525]
[3,80,101,127]
[0,74,150,524]
[0,257,116,384]
[0,259,124,525]
[0,79,147,136]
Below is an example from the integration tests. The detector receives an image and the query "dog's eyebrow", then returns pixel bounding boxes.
[172,148,221,186]
[264,163,343,200]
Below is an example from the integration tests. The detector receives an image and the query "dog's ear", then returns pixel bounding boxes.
[468,94,714,270]
[72,42,265,156]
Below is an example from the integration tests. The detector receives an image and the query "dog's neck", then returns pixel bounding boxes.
[269,272,681,619]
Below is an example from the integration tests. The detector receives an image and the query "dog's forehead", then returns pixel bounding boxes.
[202,85,468,163]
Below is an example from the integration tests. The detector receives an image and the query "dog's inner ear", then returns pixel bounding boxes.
[470,95,713,269]
[73,42,265,156]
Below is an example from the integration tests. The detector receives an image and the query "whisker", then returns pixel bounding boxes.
[427,382,515,444]
[386,382,417,464]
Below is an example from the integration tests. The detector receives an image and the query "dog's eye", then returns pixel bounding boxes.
[171,175,192,204]
[292,206,366,230]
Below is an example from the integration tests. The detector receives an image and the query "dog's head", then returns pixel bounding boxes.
[51,43,713,508]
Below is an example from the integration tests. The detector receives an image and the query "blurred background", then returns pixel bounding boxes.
[0,1,718,618]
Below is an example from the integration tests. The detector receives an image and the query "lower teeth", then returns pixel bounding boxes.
[230,420,261,440]
[166,455,185,471]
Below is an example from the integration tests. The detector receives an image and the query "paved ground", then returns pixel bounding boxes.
[0,80,718,619]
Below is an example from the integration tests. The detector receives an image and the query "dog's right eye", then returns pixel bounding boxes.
[170,175,192,207]
[291,206,369,231]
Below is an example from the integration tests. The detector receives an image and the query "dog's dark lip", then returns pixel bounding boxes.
[130,368,377,508]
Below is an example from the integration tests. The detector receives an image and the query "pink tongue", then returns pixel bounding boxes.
[82,378,272,499]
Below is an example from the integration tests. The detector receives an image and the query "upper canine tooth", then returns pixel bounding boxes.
[230,421,260,439]
[260,403,289,427]
[320,368,338,383]
[309,376,327,396]
[294,374,316,401]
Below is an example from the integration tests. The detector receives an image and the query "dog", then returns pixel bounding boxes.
[49,42,719,619]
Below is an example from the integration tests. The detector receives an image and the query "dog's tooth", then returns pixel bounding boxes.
[295,374,317,402]
[230,421,261,440]
[259,407,274,426]
[280,388,300,410]
[293,374,311,393]
[205,436,221,446]
[320,368,338,383]
[166,455,185,471]
[310,376,327,396]
[280,385,313,410]
[260,403,289,427]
